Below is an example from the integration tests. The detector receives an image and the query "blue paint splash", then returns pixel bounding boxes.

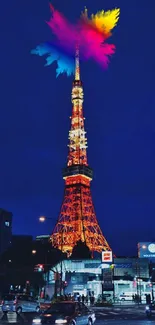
[31,42,75,77]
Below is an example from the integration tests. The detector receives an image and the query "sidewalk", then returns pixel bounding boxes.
[91,303,146,310]
[113,302,146,307]
[88,302,146,310]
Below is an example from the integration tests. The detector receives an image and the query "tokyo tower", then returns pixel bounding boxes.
[50,46,111,256]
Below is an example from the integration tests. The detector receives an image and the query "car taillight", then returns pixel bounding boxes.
[13,300,17,305]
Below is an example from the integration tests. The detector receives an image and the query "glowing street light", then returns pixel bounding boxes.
[39,216,55,222]
[32,250,37,254]
[39,216,46,222]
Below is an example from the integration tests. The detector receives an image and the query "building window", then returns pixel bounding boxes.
[5,221,10,227]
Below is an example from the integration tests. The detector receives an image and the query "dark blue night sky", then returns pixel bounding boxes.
[0,0,155,256]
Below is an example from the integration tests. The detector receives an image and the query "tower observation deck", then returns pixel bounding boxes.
[50,45,111,256]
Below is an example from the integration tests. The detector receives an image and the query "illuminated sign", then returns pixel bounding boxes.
[138,242,155,259]
[101,263,110,269]
[148,244,155,253]
[102,269,114,291]
[102,251,113,263]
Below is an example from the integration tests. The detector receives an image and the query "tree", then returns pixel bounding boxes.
[0,240,66,296]
[71,240,91,259]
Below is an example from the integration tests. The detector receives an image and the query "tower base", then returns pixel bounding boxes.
[51,182,111,256]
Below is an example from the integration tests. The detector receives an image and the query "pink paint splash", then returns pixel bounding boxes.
[31,4,120,76]
[47,4,77,52]
[47,4,119,68]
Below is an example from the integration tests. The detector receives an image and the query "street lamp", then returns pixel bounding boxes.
[38,215,64,296]
[39,216,46,222]
[39,216,55,222]
[32,250,37,255]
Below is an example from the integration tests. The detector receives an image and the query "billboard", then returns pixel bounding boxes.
[102,251,113,263]
[138,242,155,259]
[102,268,114,291]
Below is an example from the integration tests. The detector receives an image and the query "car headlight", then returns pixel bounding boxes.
[33,319,41,324]
[55,320,67,324]
[146,306,150,311]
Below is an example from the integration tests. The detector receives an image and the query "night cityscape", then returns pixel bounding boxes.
[0,0,155,324]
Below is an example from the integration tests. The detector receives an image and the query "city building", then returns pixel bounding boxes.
[50,46,111,255]
[0,208,12,255]
[36,235,50,244]
[11,235,33,247]
[138,242,155,291]
[138,242,155,260]
[45,257,152,300]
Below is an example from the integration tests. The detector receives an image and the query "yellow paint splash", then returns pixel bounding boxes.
[91,8,120,35]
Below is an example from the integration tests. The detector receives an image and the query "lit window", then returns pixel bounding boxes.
[5,221,10,227]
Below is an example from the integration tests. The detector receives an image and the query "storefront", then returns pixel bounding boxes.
[46,257,151,300]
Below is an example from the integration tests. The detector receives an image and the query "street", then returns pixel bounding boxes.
[94,304,149,320]
[0,305,155,324]
[0,320,155,325]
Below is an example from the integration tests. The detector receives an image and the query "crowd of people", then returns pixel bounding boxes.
[55,293,95,305]
[132,293,152,304]
[77,294,95,305]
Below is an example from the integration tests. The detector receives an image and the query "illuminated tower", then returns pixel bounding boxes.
[50,46,111,255]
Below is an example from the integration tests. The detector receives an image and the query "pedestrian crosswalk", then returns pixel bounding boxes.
[95,307,146,319]
[0,312,31,323]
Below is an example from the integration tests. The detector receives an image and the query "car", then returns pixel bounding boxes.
[146,301,155,318]
[119,294,133,301]
[32,301,96,325]
[40,300,51,311]
[2,294,40,314]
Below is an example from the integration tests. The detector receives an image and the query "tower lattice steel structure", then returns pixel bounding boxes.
[50,46,111,255]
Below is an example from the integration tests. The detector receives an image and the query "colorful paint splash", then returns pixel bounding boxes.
[31,42,75,77]
[31,4,120,77]
[82,8,120,36]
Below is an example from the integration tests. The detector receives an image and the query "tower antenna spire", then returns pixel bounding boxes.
[75,42,80,81]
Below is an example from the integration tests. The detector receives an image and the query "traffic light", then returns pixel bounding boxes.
[62,281,68,288]
[34,264,44,272]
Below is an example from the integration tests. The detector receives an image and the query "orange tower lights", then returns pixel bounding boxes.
[50,46,111,256]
